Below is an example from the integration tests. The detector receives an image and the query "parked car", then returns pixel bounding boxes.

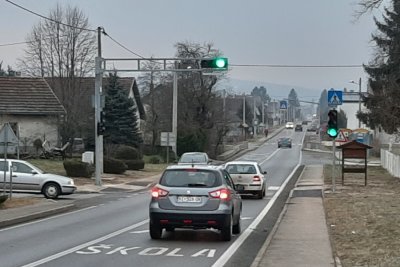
[0,159,76,199]
[285,122,294,129]
[278,137,292,148]
[177,152,211,165]
[295,124,303,132]
[149,164,242,241]
[223,161,267,199]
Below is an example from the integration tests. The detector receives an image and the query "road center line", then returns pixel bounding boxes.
[19,219,149,267]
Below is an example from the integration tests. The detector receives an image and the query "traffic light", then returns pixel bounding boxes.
[327,109,338,138]
[200,57,228,70]
[97,111,106,136]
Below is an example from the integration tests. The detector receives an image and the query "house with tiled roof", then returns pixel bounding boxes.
[0,77,66,154]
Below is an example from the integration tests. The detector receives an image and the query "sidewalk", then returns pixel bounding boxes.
[251,165,335,267]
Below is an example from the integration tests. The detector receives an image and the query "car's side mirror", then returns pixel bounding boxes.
[31,170,38,175]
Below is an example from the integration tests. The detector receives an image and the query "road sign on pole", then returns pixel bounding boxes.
[328,89,343,106]
[279,100,287,110]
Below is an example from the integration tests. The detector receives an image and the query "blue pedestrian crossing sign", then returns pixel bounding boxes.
[328,90,343,106]
[279,100,287,110]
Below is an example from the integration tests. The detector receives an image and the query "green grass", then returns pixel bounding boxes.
[27,157,170,175]
[27,159,66,175]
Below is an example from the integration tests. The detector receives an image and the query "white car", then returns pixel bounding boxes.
[224,161,267,199]
[0,159,76,199]
[177,152,212,165]
[285,122,294,129]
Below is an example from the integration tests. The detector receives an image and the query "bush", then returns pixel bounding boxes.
[124,159,145,170]
[148,156,162,164]
[104,157,127,174]
[63,159,94,178]
[115,145,140,160]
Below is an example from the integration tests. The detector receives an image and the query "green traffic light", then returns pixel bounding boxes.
[214,58,228,68]
[327,128,338,138]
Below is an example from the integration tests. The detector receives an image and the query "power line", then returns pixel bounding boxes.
[0,41,29,47]
[5,0,96,32]
[231,64,363,68]
[102,30,146,59]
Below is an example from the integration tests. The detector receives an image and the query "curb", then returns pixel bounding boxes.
[0,204,75,229]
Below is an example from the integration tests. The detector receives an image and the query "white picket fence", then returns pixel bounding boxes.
[381,149,400,178]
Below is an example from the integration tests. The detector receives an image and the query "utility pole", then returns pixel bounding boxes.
[172,62,178,155]
[358,77,361,129]
[253,97,256,136]
[243,94,246,140]
[94,27,103,186]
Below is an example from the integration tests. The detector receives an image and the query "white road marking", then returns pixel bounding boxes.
[130,230,149,234]
[260,149,279,165]
[240,217,254,220]
[19,219,149,267]
[212,140,303,267]
[268,186,280,191]
[0,206,97,232]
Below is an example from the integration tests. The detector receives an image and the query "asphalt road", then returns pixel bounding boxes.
[0,129,325,267]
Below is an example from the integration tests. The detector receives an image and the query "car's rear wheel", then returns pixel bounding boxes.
[232,216,241,234]
[42,182,60,199]
[221,215,232,241]
[149,222,162,239]
[257,189,264,199]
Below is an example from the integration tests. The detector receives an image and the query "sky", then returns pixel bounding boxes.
[0,0,388,103]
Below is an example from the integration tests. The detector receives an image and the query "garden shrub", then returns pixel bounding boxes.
[104,157,127,174]
[115,145,140,160]
[148,155,162,164]
[63,159,93,178]
[125,159,145,170]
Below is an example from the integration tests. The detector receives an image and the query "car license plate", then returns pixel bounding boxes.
[236,185,245,191]
[177,196,201,203]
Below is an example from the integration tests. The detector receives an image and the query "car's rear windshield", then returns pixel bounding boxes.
[160,169,221,187]
[226,164,257,174]
[179,154,207,163]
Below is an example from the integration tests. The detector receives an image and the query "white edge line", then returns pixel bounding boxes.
[0,206,97,232]
[260,149,279,165]
[19,219,149,267]
[212,147,303,267]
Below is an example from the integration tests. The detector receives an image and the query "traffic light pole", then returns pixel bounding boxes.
[332,139,336,193]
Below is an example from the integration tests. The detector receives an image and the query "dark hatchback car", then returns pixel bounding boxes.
[149,165,242,241]
[278,137,292,148]
[294,124,303,131]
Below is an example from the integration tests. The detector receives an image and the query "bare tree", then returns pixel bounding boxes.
[137,59,167,151]
[18,3,97,142]
[355,0,385,18]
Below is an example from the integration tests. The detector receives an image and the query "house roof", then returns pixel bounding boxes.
[0,77,66,115]
[45,77,146,120]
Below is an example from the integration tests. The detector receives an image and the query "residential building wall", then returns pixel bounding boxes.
[0,115,60,155]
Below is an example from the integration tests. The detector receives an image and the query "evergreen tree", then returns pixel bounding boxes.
[103,73,143,147]
[361,1,400,133]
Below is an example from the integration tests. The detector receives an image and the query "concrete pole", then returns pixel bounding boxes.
[358,77,361,129]
[95,27,103,186]
[253,97,256,135]
[172,68,178,155]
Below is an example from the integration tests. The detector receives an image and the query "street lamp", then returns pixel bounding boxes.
[349,78,362,128]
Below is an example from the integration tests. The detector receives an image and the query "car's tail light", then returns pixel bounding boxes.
[151,186,169,198]
[253,176,261,182]
[209,188,231,200]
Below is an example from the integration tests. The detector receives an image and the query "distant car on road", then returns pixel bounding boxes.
[285,122,294,129]
[224,161,267,199]
[295,124,303,132]
[0,159,76,199]
[307,124,318,132]
[149,164,242,241]
[278,137,292,148]
[177,152,211,165]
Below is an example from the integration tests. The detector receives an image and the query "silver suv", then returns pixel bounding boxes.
[149,165,242,241]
